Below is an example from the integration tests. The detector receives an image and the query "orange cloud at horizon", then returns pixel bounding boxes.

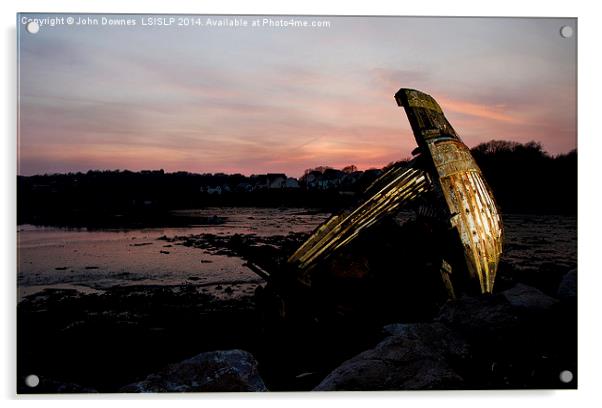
[437,96,525,125]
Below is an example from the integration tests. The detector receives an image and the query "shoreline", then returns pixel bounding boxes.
[17,263,577,392]
[17,210,577,392]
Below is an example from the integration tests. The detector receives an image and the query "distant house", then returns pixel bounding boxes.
[304,171,322,189]
[303,168,345,190]
[250,174,268,190]
[204,186,222,195]
[267,173,287,189]
[235,182,253,193]
[247,173,298,190]
[321,168,344,189]
[284,177,300,189]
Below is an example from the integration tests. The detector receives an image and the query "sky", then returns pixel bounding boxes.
[18,15,577,177]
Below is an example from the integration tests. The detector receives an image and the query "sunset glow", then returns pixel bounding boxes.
[18,15,577,177]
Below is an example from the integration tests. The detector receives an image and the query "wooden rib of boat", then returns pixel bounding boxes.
[286,88,503,295]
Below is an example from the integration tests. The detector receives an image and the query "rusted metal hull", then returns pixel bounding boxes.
[286,88,503,295]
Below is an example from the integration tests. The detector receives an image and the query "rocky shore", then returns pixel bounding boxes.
[314,275,576,390]
[18,230,576,393]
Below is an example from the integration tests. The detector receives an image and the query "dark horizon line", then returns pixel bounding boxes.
[17,146,578,178]
[16,165,380,179]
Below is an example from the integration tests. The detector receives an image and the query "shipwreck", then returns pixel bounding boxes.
[252,88,504,322]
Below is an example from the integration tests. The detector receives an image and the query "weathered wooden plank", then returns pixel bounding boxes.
[285,88,503,296]
[395,88,503,294]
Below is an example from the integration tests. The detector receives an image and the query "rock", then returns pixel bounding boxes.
[557,268,577,300]
[120,349,267,392]
[382,323,471,360]
[437,294,519,338]
[501,283,559,312]
[314,323,469,391]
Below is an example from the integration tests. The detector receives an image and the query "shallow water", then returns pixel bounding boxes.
[17,208,576,301]
[17,208,331,300]
[501,213,577,270]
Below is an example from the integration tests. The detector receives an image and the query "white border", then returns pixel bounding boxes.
[2,1,599,407]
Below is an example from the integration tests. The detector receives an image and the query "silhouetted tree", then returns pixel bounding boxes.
[17,141,577,227]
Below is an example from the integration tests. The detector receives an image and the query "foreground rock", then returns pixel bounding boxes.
[120,349,267,392]
[314,323,470,391]
[557,268,577,300]
[501,283,559,312]
[436,293,519,339]
[435,284,576,388]
[436,283,560,340]
[315,280,576,391]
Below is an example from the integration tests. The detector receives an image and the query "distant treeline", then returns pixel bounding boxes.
[17,140,576,227]
[471,140,576,214]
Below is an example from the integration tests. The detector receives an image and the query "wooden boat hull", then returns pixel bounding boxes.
[395,88,503,294]
[285,88,503,295]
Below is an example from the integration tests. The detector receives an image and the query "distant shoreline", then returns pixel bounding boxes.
[17,141,578,228]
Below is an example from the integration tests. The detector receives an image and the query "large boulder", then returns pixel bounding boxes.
[313,322,469,391]
[501,283,559,312]
[557,268,577,300]
[120,349,267,392]
[435,288,575,389]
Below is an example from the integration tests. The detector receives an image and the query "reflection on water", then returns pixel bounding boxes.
[17,208,576,301]
[17,208,331,300]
